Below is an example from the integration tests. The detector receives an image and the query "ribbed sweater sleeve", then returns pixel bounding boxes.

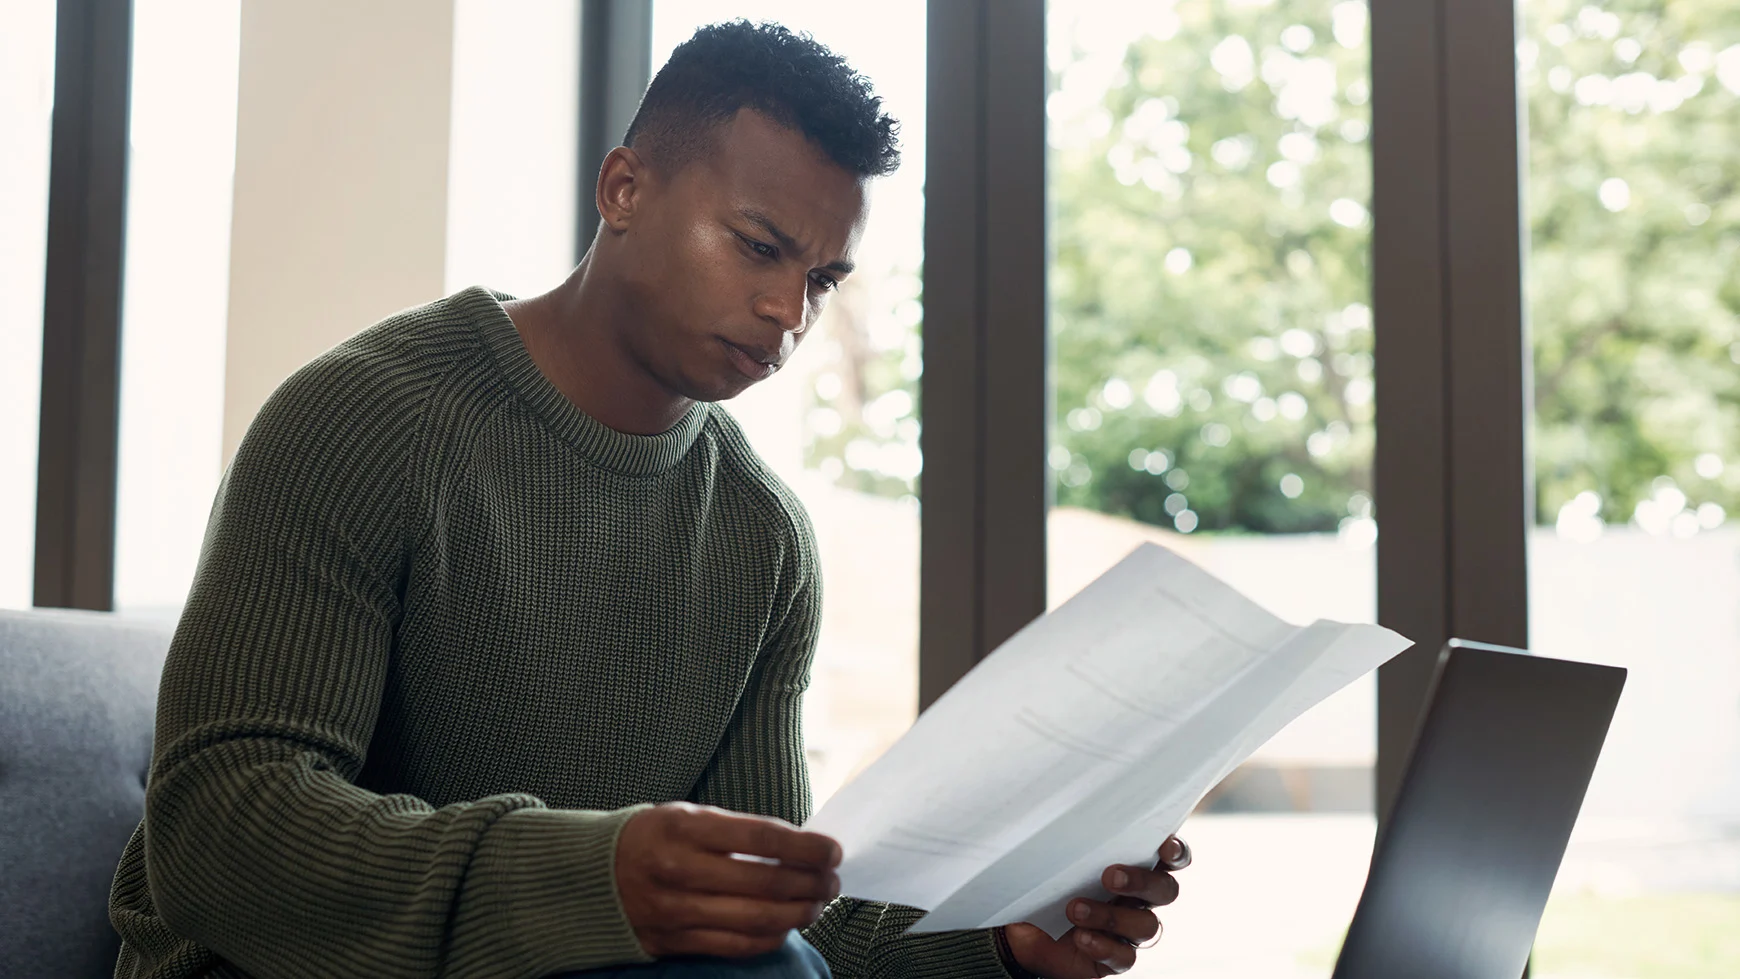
[140,346,649,978]
[687,512,1014,979]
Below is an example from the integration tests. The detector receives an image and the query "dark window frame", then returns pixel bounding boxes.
[918,0,1051,708]
[576,0,652,258]
[1371,0,1530,815]
[33,0,134,612]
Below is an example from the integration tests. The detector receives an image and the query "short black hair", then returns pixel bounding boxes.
[624,20,901,179]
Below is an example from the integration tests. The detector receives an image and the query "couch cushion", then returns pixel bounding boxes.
[0,608,172,979]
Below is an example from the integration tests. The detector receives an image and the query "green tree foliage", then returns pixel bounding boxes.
[1050,0,1740,535]
[1525,0,1740,529]
[1048,0,1374,535]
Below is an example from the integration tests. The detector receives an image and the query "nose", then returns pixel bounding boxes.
[752,275,809,334]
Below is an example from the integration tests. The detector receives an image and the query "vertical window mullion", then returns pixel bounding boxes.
[919,0,1048,708]
[576,0,651,258]
[35,0,133,611]
[1372,0,1530,817]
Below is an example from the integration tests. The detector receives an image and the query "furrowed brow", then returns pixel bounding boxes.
[740,209,801,255]
[740,208,855,277]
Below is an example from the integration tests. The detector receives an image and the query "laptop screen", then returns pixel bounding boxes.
[1332,642,1625,979]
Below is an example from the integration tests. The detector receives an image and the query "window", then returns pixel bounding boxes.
[649,1,928,807]
[0,0,56,609]
[1521,3,1740,975]
[112,0,242,615]
[1046,2,1376,973]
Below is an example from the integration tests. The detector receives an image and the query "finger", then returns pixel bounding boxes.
[653,927,792,960]
[661,851,841,902]
[1066,899,1160,944]
[1158,835,1192,872]
[650,891,827,936]
[1103,865,1180,907]
[1072,928,1138,973]
[677,806,843,868]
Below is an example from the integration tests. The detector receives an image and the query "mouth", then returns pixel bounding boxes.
[719,337,782,381]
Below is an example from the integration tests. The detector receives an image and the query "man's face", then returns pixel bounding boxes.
[613,110,871,403]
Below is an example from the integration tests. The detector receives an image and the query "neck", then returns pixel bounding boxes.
[505,252,694,436]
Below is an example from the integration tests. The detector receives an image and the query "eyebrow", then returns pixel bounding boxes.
[740,208,856,276]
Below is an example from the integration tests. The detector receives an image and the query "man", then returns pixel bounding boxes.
[110,21,1188,979]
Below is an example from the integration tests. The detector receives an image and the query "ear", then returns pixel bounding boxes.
[596,146,648,233]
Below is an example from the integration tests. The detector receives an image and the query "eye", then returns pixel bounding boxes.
[737,232,777,259]
[810,272,840,292]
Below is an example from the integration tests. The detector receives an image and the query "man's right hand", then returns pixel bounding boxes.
[615,802,843,959]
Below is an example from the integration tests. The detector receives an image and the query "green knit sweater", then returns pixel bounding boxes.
[108,287,1010,979]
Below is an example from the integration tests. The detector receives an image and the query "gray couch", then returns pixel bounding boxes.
[1,608,173,979]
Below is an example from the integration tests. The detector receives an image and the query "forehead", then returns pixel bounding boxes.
[681,110,871,250]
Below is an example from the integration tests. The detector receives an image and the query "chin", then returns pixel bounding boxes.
[671,369,756,405]
[703,378,760,403]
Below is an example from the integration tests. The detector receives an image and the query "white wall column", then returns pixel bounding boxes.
[222,0,456,463]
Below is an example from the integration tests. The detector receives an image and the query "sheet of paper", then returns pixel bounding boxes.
[803,542,1412,936]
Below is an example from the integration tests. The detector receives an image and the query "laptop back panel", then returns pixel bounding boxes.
[1331,642,1625,979]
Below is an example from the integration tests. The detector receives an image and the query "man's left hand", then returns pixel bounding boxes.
[1000,835,1192,978]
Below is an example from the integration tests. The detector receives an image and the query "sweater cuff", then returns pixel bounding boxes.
[457,803,654,975]
[898,927,1022,979]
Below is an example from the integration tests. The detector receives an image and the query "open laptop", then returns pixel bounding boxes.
[1331,640,1627,979]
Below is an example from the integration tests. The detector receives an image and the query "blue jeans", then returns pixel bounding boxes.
[555,933,831,979]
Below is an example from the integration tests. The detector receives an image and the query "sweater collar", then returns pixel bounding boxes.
[458,286,709,476]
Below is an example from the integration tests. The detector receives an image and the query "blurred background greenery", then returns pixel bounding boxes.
[803,0,1739,544]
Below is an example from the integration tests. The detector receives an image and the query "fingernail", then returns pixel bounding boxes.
[1070,900,1089,922]
[1108,869,1129,889]
[1162,838,1183,863]
[1076,930,1095,948]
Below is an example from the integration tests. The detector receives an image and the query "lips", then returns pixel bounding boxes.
[720,338,781,381]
